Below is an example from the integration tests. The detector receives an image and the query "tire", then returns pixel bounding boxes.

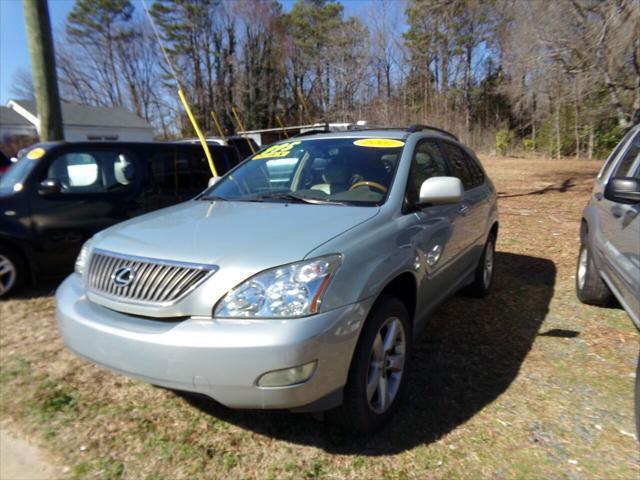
[328,295,411,433]
[0,245,26,298]
[575,241,611,306]
[465,232,496,298]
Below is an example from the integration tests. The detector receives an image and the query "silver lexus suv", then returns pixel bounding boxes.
[56,126,498,432]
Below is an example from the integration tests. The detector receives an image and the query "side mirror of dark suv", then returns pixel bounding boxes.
[604,177,640,204]
[38,178,62,196]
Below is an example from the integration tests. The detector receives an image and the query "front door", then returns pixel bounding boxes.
[439,141,490,272]
[595,130,640,318]
[29,146,141,276]
[402,139,467,322]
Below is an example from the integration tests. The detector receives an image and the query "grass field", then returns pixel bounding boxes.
[1,156,638,479]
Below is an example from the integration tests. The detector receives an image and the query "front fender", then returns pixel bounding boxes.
[309,212,418,312]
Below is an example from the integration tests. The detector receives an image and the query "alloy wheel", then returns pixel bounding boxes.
[483,239,494,288]
[577,246,588,290]
[366,316,406,414]
[0,254,17,296]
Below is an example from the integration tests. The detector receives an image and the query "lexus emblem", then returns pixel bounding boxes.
[112,266,135,287]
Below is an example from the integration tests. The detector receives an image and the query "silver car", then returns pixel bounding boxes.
[577,123,640,329]
[56,126,498,432]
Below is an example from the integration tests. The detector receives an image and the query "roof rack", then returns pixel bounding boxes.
[291,123,331,138]
[406,124,458,140]
[287,123,459,141]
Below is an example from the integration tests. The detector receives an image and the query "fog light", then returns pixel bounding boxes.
[257,361,317,387]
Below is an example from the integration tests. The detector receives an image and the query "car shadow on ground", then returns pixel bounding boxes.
[183,252,555,454]
[498,178,578,198]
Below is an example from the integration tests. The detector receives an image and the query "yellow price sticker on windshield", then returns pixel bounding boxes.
[354,139,405,148]
[253,141,301,160]
[26,147,46,160]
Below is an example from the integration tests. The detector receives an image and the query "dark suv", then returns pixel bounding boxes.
[0,141,240,296]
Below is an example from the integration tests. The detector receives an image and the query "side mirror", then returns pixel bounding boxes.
[208,177,221,188]
[38,178,61,195]
[604,177,640,204]
[419,177,464,205]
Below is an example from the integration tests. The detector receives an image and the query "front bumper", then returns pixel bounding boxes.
[56,274,371,410]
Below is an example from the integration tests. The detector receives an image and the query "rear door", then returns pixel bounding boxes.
[29,145,141,275]
[596,130,640,318]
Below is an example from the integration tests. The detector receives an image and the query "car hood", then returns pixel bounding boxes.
[88,199,379,317]
[94,199,379,270]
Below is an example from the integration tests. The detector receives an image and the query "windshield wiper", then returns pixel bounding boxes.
[251,192,347,205]
[201,194,228,201]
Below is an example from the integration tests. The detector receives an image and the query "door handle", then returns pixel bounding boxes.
[458,205,469,216]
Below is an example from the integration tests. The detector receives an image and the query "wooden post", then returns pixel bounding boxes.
[23,0,64,141]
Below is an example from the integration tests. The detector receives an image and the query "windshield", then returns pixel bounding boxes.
[0,156,37,196]
[202,137,404,206]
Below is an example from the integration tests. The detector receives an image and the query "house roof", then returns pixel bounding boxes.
[9,100,153,130]
[0,106,34,126]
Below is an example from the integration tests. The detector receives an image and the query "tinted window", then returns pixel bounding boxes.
[612,131,640,178]
[47,150,136,193]
[406,140,449,205]
[227,138,258,160]
[441,142,483,189]
[148,149,178,196]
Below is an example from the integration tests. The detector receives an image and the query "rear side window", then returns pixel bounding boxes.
[148,147,233,199]
[227,138,257,160]
[440,142,484,189]
[406,140,449,205]
[47,150,136,193]
[187,147,239,184]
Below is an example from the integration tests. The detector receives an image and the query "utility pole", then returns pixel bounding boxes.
[23,0,64,141]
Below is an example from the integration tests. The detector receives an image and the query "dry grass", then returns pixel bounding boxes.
[1,156,638,479]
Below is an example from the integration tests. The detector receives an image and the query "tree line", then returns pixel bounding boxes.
[13,0,640,157]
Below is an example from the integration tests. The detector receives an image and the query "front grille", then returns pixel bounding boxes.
[86,249,216,305]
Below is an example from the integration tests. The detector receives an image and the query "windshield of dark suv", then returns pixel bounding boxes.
[202,137,405,206]
[0,156,37,196]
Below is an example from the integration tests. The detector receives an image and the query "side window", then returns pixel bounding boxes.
[464,152,485,186]
[611,131,640,178]
[440,142,477,190]
[148,150,179,196]
[47,150,136,193]
[187,149,213,192]
[599,128,638,179]
[406,140,449,205]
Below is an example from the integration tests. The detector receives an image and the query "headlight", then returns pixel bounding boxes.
[74,239,92,277]
[214,255,341,318]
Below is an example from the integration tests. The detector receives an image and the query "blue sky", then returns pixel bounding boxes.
[0,0,75,104]
[0,0,374,105]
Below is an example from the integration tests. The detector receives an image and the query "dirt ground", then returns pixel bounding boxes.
[0,156,638,479]
[0,427,61,479]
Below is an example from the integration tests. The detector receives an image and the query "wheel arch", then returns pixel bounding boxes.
[0,237,34,285]
[580,217,589,243]
[371,271,417,324]
[490,221,499,240]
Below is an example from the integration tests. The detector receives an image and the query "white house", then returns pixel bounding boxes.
[0,106,37,142]
[2,99,155,142]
